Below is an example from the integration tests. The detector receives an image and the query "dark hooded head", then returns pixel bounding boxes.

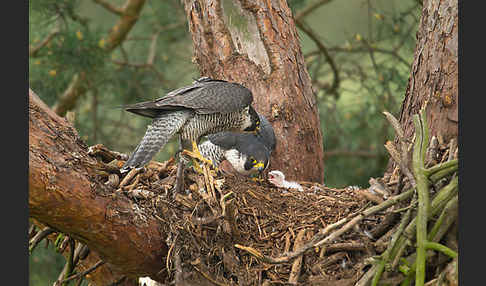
[243,105,261,132]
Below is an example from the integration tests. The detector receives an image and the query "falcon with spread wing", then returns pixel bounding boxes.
[121,77,260,190]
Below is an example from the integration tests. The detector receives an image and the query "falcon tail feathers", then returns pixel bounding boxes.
[121,110,192,172]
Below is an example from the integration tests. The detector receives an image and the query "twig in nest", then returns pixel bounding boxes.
[311,252,347,274]
[371,207,412,286]
[29,224,36,239]
[191,214,224,226]
[325,242,367,253]
[174,250,183,286]
[60,260,105,284]
[164,234,178,277]
[428,195,458,243]
[54,238,76,286]
[426,136,439,166]
[383,111,416,187]
[288,229,306,284]
[29,227,55,254]
[119,168,140,187]
[235,188,414,264]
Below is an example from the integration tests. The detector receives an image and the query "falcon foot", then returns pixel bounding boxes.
[181,149,213,166]
[182,141,215,174]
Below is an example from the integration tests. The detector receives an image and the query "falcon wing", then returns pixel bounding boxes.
[121,110,192,172]
[124,78,253,118]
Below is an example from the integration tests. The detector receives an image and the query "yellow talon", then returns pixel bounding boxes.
[182,141,214,174]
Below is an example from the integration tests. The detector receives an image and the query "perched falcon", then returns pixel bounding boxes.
[198,114,276,176]
[120,77,261,188]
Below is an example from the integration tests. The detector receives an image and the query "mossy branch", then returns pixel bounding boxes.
[372,207,412,286]
[424,159,458,177]
[424,242,457,258]
[412,109,429,286]
[427,195,458,242]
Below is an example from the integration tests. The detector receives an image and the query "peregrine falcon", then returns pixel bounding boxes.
[120,77,261,188]
[198,114,276,176]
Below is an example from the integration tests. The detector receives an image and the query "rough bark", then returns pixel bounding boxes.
[183,0,325,183]
[397,0,458,145]
[29,89,168,284]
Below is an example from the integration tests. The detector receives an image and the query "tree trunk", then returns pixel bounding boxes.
[183,0,325,183]
[29,89,168,284]
[398,0,457,146]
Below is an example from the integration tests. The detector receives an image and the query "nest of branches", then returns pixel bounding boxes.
[83,115,457,286]
[90,148,380,286]
[29,110,458,286]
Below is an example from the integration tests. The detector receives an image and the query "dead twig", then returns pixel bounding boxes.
[60,260,105,284]
[29,227,55,254]
[288,229,307,284]
[235,188,414,264]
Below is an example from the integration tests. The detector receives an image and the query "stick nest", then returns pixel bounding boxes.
[89,144,389,286]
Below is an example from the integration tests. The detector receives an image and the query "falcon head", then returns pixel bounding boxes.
[242,105,261,133]
[224,142,270,176]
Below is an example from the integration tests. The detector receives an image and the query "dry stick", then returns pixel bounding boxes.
[60,260,105,284]
[355,264,379,286]
[119,168,140,187]
[412,110,429,286]
[383,111,416,188]
[235,188,414,264]
[29,227,55,254]
[174,250,183,286]
[288,229,307,284]
[29,224,37,239]
[54,238,76,286]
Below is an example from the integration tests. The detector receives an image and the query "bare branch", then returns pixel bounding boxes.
[52,73,86,116]
[295,19,340,95]
[92,0,124,15]
[295,0,333,21]
[61,260,106,284]
[105,0,147,51]
[29,27,60,57]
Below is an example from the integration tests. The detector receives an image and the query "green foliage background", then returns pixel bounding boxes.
[29,0,420,284]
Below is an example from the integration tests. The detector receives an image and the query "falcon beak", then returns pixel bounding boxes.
[254,162,265,172]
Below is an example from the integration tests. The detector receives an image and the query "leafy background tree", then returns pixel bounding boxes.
[29,0,421,284]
